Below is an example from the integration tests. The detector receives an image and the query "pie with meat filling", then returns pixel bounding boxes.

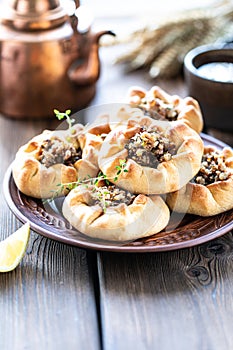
[166,146,233,216]
[12,124,108,199]
[128,85,203,133]
[62,182,170,241]
[98,116,204,194]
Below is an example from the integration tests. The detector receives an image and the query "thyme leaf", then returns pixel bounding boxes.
[45,159,129,205]
[54,109,75,134]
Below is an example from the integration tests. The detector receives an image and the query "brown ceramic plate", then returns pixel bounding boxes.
[3,133,233,252]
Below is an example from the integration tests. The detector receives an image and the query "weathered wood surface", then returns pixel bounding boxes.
[0,118,100,350]
[0,34,232,350]
[98,233,233,350]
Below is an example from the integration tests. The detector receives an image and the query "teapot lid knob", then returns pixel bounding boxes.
[0,0,78,30]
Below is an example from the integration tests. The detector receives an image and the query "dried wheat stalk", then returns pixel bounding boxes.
[106,1,233,79]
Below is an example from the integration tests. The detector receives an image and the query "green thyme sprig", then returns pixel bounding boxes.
[91,186,111,213]
[94,171,110,186]
[54,109,75,134]
[45,159,129,206]
[114,159,128,181]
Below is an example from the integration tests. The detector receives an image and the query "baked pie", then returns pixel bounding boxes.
[98,115,204,194]
[90,103,144,131]
[166,146,233,216]
[12,124,105,199]
[10,83,233,243]
[62,181,170,241]
[128,85,203,133]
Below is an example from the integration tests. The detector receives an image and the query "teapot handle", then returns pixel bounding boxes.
[68,30,115,86]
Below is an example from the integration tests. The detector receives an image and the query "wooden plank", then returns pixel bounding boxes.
[0,117,100,350]
[0,240,100,350]
[98,232,233,350]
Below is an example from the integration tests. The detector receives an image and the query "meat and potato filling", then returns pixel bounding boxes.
[124,127,176,168]
[40,137,82,168]
[136,97,179,121]
[90,184,136,210]
[193,150,231,186]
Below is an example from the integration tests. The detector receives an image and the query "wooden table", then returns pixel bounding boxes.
[0,42,233,350]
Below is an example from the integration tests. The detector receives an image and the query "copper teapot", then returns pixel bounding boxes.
[0,0,114,119]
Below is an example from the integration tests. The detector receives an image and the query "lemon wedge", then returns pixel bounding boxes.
[0,222,30,272]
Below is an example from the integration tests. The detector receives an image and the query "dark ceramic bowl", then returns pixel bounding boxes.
[184,44,233,131]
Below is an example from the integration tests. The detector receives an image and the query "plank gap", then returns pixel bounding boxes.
[87,250,103,350]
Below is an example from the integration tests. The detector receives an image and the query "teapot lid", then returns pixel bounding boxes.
[0,0,72,30]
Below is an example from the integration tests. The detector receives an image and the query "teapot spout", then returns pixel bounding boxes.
[68,30,116,86]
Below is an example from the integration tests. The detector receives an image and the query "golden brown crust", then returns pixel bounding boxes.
[98,116,204,194]
[13,158,77,199]
[12,125,103,199]
[166,147,233,216]
[62,185,170,241]
[128,85,204,133]
[91,104,144,131]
